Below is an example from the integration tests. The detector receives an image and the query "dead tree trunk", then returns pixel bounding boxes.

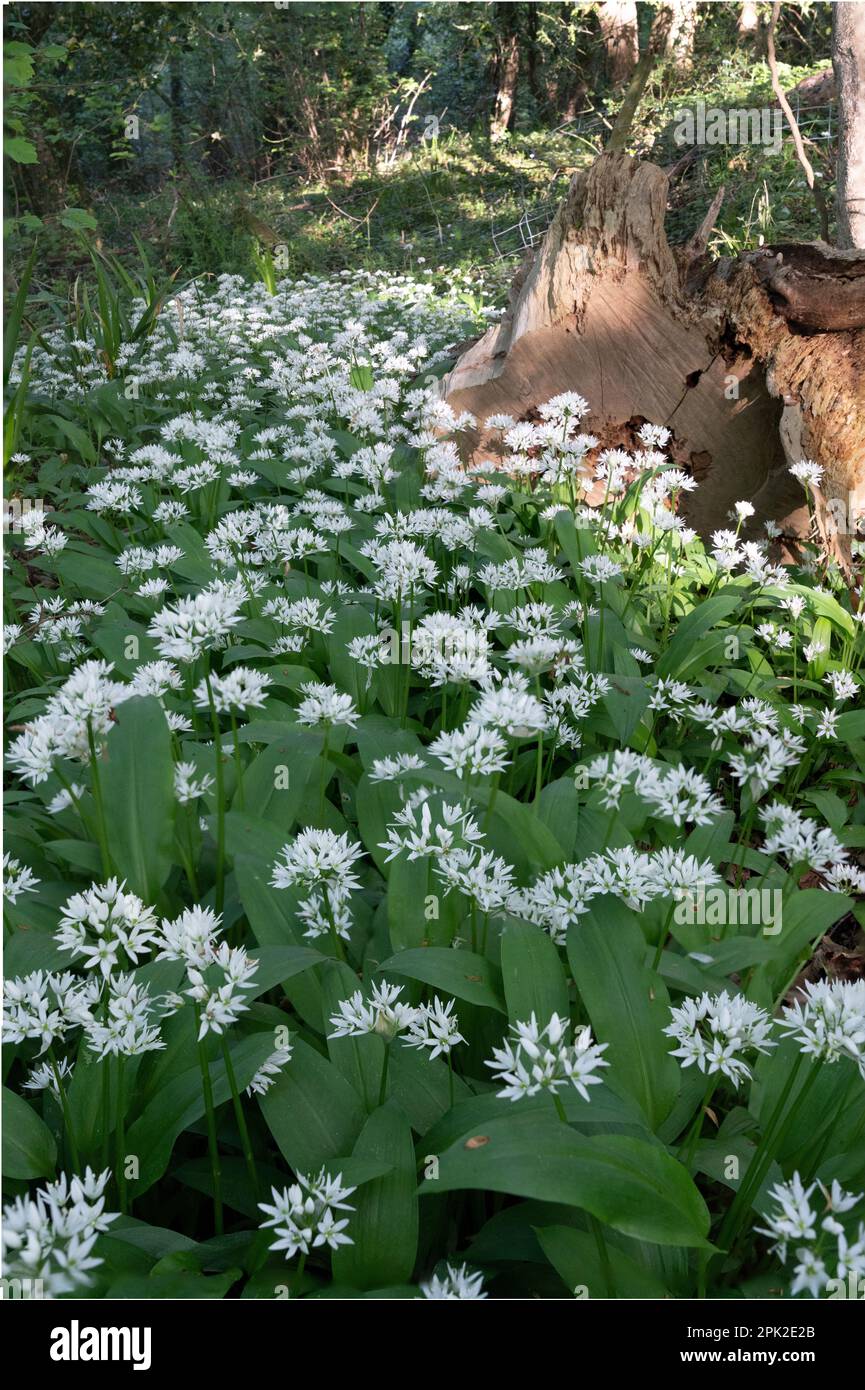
[833,1,865,250]
[440,152,865,561]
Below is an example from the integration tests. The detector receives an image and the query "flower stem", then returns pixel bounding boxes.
[378,1043,390,1106]
[48,1050,81,1172]
[195,1012,224,1237]
[204,670,225,914]
[220,1036,258,1198]
[86,718,113,878]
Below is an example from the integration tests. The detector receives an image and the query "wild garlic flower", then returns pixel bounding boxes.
[2,970,99,1053]
[789,459,824,489]
[777,979,865,1076]
[380,798,483,863]
[2,852,40,903]
[428,723,510,779]
[1,1168,117,1297]
[173,760,215,803]
[258,1170,356,1260]
[148,581,245,662]
[271,828,365,892]
[404,996,465,1059]
[155,904,223,968]
[295,680,359,729]
[760,801,848,874]
[663,992,775,1086]
[368,752,427,782]
[246,1039,293,1096]
[186,940,259,1039]
[486,1013,608,1103]
[434,847,515,914]
[419,1262,488,1299]
[6,659,129,784]
[83,973,166,1060]
[194,666,272,713]
[755,1173,865,1297]
[55,879,160,977]
[328,981,417,1042]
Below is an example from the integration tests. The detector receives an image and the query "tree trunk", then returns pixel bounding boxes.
[833,1,865,250]
[738,1,759,39]
[440,152,865,564]
[597,1,639,88]
[491,3,521,140]
[664,0,699,73]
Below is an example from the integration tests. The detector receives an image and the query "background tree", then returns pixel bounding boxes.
[595,0,639,87]
[833,0,865,249]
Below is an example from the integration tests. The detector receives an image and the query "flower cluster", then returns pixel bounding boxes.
[485,1013,608,1103]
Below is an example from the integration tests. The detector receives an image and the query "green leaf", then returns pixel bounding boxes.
[656,592,742,679]
[101,696,175,899]
[125,1034,274,1195]
[379,947,506,1012]
[332,1105,418,1289]
[5,136,38,164]
[567,896,680,1131]
[500,918,569,1025]
[2,1087,57,1179]
[537,1224,671,1298]
[259,1036,365,1173]
[425,1114,711,1247]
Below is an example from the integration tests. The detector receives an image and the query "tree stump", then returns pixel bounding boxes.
[441,152,865,562]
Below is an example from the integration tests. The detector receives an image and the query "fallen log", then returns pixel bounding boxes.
[441,151,865,561]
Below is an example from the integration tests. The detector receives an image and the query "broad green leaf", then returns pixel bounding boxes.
[332,1105,418,1289]
[379,947,506,1013]
[259,1036,365,1173]
[425,1114,711,1247]
[101,696,175,899]
[2,1086,57,1179]
[500,918,569,1026]
[537,1224,670,1299]
[567,896,680,1131]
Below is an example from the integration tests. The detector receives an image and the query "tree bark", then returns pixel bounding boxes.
[663,0,699,73]
[738,1,759,40]
[597,1,639,88]
[491,2,521,140]
[833,1,865,250]
[440,152,865,564]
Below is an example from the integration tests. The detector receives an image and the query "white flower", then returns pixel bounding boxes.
[419,1262,487,1299]
[295,680,358,729]
[83,973,165,1059]
[1,1168,117,1297]
[663,992,775,1086]
[173,760,215,803]
[195,666,272,713]
[258,1170,356,1260]
[368,752,427,782]
[55,879,160,976]
[328,981,417,1042]
[186,941,259,1039]
[271,829,365,891]
[404,996,465,1059]
[789,459,824,488]
[2,853,40,903]
[778,979,865,1076]
[485,1013,608,1103]
[246,1040,293,1096]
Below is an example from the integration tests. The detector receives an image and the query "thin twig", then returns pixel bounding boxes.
[766,2,830,240]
